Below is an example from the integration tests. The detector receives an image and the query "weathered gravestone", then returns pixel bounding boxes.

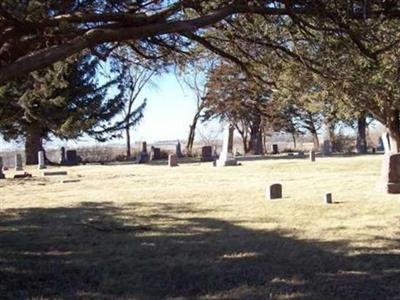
[14,173,32,179]
[43,171,68,176]
[0,157,5,179]
[376,153,400,193]
[272,144,279,155]
[136,142,149,164]
[201,146,213,162]
[66,150,80,166]
[322,140,331,156]
[377,137,384,151]
[310,150,316,162]
[60,147,67,164]
[38,151,46,169]
[150,147,161,161]
[168,154,178,167]
[176,141,183,158]
[15,154,23,171]
[325,193,333,204]
[267,183,282,200]
[61,179,81,184]
[216,124,238,167]
[297,151,305,158]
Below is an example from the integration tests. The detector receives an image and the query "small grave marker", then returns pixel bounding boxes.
[168,154,178,167]
[61,179,81,184]
[310,150,316,162]
[267,183,282,200]
[272,144,279,154]
[201,146,213,162]
[43,171,68,176]
[325,193,333,204]
[38,151,46,169]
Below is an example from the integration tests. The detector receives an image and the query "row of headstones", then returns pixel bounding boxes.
[0,149,79,180]
[0,153,69,179]
[203,125,318,166]
[136,141,184,164]
[267,183,332,204]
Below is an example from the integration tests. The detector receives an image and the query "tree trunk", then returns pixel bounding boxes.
[386,108,400,153]
[126,126,131,158]
[25,123,43,165]
[323,117,335,152]
[356,114,368,154]
[292,132,297,149]
[186,114,200,155]
[311,131,320,150]
[305,112,320,150]
[249,116,263,155]
[240,133,249,154]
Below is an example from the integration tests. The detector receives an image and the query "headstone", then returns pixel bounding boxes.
[60,147,66,164]
[212,146,218,158]
[0,157,5,179]
[38,151,46,169]
[136,142,149,164]
[14,172,32,179]
[201,146,213,162]
[267,183,282,200]
[325,193,333,204]
[176,141,183,158]
[168,154,178,167]
[66,150,80,165]
[216,124,238,167]
[61,179,81,184]
[15,154,23,171]
[43,171,68,176]
[150,147,161,161]
[310,150,316,162]
[272,144,279,154]
[322,140,331,156]
[376,153,400,193]
[377,137,384,151]
[297,151,305,158]
[381,132,392,154]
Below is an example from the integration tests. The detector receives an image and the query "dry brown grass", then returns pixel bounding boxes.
[1,154,399,299]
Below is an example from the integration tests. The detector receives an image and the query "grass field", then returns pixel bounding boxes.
[1,155,399,299]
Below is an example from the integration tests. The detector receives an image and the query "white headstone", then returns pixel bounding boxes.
[15,154,23,171]
[38,151,46,169]
[216,124,238,167]
[381,132,392,154]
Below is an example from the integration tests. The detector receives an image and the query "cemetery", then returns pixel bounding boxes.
[1,1,400,299]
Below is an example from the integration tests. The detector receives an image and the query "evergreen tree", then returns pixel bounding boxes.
[0,54,126,164]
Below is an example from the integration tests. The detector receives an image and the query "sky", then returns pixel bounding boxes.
[133,72,216,143]
[0,72,221,151]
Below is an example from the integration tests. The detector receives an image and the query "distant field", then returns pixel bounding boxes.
[1,155,399,299]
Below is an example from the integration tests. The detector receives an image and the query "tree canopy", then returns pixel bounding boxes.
[2,1,400,84]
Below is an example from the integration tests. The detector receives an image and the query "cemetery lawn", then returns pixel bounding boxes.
[1,155,400,299]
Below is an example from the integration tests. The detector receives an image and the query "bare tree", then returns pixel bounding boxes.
[122,67,155,157]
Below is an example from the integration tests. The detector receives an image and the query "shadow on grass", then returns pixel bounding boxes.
[1,201,399,299]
